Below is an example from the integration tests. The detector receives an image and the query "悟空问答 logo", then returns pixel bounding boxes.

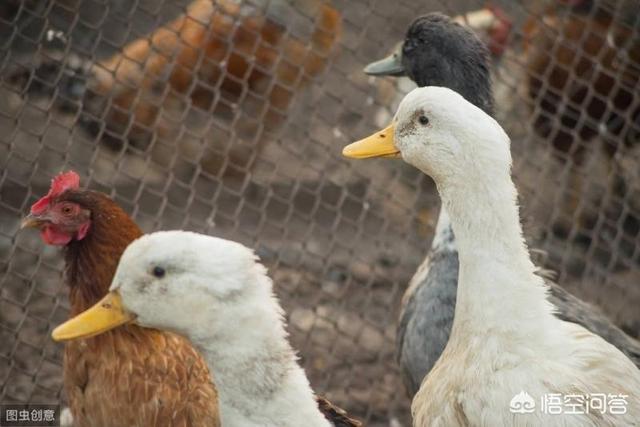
[510,391,536,414]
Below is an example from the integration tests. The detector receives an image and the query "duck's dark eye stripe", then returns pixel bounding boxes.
[152,266,165,278]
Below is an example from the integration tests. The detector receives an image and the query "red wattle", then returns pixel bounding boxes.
[41,226,73,246]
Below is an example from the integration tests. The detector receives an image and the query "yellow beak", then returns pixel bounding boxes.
[52,291,135,341]
[342,124,400,159]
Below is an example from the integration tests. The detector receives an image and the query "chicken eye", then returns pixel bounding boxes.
[152,266,166,278]
[418,115,430,125]
[62,205,74,215]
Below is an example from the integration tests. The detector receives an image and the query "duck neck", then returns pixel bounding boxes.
[188,275,329,427]
[430,207,456,253]
[438,173,554,334]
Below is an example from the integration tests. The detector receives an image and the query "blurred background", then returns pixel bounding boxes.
[0,0,638,425]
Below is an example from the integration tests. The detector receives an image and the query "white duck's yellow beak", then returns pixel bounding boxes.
[52,291,135,341]
[342,123,400,159]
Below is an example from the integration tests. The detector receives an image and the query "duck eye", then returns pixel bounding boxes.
[418,115,429,125]
[152,266,165,278]
[403,38,415,52]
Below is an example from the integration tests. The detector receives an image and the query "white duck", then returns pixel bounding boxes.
[51,231,359,427]
[343,86,640,426]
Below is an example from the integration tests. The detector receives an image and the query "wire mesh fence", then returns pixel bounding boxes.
[0,0,638,425]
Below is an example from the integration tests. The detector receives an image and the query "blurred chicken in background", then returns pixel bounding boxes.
[84,0,340,150]
[4,0,341,182]
[522,0,639,247]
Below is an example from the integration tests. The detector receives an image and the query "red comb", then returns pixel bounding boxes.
[30,171,81,215]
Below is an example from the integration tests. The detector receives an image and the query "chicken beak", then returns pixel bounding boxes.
[52,291,135,341]
[342,124,400,159]
[363,43,405,76]
[20,213,46,229]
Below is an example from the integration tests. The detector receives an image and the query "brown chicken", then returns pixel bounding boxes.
[524,0,639,155]
[21,171,220,427]
[84,0,341,147]
[522,0,640,243]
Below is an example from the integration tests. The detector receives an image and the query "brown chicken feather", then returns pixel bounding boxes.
[25,180,220,427]
[316,395,362,427]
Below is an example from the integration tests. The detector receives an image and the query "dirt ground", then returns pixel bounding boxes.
[0,1,638,426]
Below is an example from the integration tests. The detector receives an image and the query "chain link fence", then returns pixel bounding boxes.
[0,0,638,425]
